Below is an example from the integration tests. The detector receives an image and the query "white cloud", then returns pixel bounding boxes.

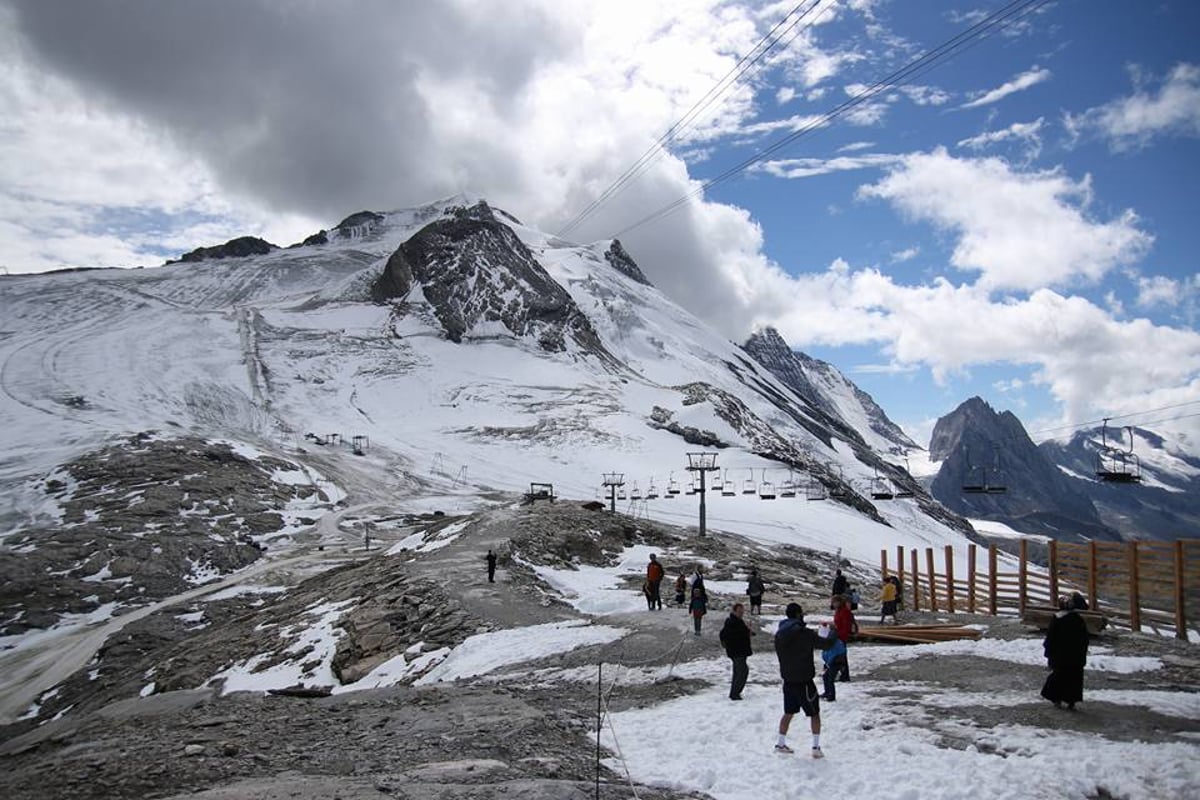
[897,84,951,106]
[857,148,1152,291]
[1065,62,1200,150]
[960,66,1051,109]
[776,86,796,104]
[891,246,919,263]
[957,118,1044,159]
[753,153,902,179]
[756,266,1200,437]
[838,141,875,153]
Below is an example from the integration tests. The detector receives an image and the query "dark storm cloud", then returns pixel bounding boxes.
[5,0,568,221]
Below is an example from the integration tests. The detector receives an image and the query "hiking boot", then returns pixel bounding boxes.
[774,743,794,754]
[811,747,824,759]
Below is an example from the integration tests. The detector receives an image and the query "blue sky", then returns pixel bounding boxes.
[1,0,1197,445]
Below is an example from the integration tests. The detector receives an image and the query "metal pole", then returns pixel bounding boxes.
[698,470,707,537]
[609,484,616,513]
[595,661,602,800]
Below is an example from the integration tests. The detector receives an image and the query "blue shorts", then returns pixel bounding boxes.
[782,680,820,717]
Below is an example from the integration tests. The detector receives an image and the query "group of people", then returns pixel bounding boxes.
[631,553,1093,757]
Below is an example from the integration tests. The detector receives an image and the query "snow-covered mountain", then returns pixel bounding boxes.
[926,397,1199,541]
[0,196,974,639]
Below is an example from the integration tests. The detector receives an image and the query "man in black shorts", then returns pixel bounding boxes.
[774,602,836,758]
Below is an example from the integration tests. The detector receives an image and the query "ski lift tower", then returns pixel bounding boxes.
[602,472,625,513]
[686,452,720,538]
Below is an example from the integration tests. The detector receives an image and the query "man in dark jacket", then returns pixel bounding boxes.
[719,602,755,700]
[1041,595,1090,710]
[831,569,848,600]
[773,602,836,758]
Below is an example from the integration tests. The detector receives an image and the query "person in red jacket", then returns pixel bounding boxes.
[645,554,664,610]
[832,595,858,682]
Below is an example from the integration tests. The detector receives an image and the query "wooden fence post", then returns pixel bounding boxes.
[967,544,977,613]
[911,548,920,612]
[1048,539,1059,604]
[1175,540,1188,641]
[897,545,905,589]
[1088,541,1098,610]
[926,547,938,612]
[1018,538,1028,615]
[1129,541,1141,632]
[881,549,889,578]
[944,545,956,613]
[988,545,998,616]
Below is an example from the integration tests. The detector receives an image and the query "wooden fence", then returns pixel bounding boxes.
[880,540,1200,641]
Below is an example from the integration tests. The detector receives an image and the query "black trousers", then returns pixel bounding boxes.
[730,656,748,698]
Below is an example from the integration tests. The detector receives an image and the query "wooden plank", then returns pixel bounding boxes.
[1021,606,1108,635]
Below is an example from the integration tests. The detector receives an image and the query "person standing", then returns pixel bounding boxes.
[691,565,707,599]
[831,569,848,603]
[485,549,497,583]
[646,554,665,611]
[746,569,766,615]
[817,624,847,701]
[832,595,858,682]
[720,602,755,700]
[1041,595,1090,710]
[773,602,836,758]
[689,586,708,636]
[880,577,898,624]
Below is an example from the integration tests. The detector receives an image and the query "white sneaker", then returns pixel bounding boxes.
[774,743,794,754]
[811,747,824,759]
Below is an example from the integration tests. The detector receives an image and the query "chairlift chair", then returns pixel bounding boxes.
[721,476,736,496]
[617,487,627,500]
[742,468,757,495]
[646,479,659,500]
[1095,420,1142,483]
[806,476,827,501]
[870,475,895,500]
[630,482,642,501]
[779,477,797,498]
[666,472,681,496]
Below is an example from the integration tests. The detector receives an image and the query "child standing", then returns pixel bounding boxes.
[689,586,708,636]
[818,625,847,701]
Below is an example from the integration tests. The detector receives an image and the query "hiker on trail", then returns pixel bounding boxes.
[691,565,707,599]
[773,602,836,758]
[720,602,755,700]
[832,595,858,682]
[880,577,899,624]
[485,549,497,583]
[689,586,708,636]
[646,554,664,611]
[817,624,847,701]
[831,569,848,605]
[674,573,687,606]
[1041,595,1090,710]
[746,568,766,615]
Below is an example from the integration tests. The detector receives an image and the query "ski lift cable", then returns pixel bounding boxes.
[1026,403,1200,437]
[557,0,830,238]
[613,0,1050,238]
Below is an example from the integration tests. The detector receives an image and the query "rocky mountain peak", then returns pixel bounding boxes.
[371,200,608,355]
[928,397,1115,541]
[604,239,652,286]
[173,236,277,264]
[743,326,916,455]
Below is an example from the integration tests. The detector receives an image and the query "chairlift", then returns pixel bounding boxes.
[758,468,776,500]
[646,479,659,500]
[1095,419,1142,483]
[721,469,736,496]
[630,481,642,501]
[666,472,681,496]
[870,470,895,500]
[742,468,757,495]
[828,466,850,499]
[961,445,1008,494]
[617,487,627,501]
[805,475,827,501]
[779,472,797,498]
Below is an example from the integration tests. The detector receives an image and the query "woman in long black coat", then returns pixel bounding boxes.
[1041,597,1090,709]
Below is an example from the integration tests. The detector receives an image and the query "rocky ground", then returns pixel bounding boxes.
[2,499,1198,799]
